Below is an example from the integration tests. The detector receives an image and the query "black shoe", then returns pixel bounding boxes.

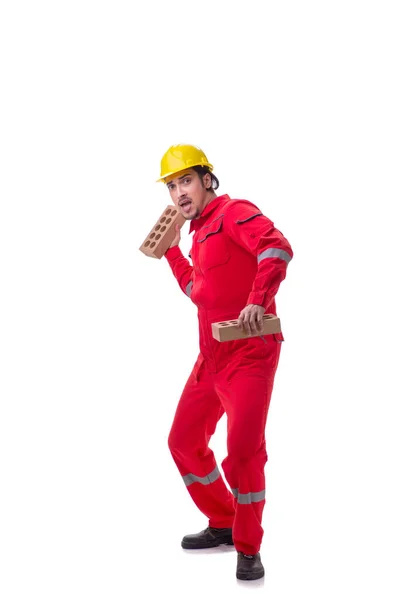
[236,552,265,580]
[181,526,234,549]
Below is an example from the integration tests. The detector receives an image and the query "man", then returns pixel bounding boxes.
[159,144,293,581]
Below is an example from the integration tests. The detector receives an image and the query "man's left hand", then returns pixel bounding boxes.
[237,304,266,336]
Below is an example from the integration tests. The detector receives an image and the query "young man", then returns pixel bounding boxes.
[159,144,293,581]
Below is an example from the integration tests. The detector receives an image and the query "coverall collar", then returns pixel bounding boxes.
[189,194,231,234]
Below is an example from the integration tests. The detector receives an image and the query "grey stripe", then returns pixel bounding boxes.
[183,466,221,487]
[197,215,224,243]
[257,248,292,264]
[185,281,193,297]
[207,214,225,226]
[236,212,262,224]
[231,489,265,504]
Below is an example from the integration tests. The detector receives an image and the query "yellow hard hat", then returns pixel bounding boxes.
[157,144,213,182]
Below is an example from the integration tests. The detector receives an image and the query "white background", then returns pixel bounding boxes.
[1,1,399,598]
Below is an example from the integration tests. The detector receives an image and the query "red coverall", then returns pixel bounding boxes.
[165,193,293,556]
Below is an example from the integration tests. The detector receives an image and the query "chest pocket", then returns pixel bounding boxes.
[197,215,230,271]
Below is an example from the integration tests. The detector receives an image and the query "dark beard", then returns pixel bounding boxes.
[185,207,200,220]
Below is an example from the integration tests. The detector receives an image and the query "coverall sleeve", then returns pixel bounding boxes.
[223,201,293,311]
[164,245,194,299]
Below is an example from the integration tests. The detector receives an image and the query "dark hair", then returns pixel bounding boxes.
[192,165,220,191]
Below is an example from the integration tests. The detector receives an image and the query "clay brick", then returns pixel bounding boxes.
[211,314,281,342]
[139,205,186,259]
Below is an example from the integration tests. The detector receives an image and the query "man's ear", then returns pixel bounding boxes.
[203,172,212,190]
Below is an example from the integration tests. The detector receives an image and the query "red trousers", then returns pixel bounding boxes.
[168,337,281,555]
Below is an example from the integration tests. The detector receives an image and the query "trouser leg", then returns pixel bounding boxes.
[217,343,281,554]
[168,358,235,528]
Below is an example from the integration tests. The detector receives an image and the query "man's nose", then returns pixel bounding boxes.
[177,186,187,201]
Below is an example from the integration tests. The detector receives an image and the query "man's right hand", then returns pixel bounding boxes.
[169,223,182,248]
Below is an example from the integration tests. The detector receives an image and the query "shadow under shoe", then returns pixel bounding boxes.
[181,527,234,549]
[236,552,265,580]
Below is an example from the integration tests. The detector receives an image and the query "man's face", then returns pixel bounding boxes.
[166,169,211,220]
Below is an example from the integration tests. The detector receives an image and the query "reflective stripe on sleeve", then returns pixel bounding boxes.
[185,281,193,297]
[257,248,292,264]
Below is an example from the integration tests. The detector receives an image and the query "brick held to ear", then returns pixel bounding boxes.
[139,206,185,259]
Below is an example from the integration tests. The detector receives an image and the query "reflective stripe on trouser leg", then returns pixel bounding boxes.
[168,362,235,529]
[183,465,221,486]
[231,489,266,504]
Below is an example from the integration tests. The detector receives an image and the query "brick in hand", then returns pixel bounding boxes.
[139,205,185,259]
[211,314,281,342]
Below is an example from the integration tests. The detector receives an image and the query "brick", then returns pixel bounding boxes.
[211,314,281,342]
[139,205,186,259]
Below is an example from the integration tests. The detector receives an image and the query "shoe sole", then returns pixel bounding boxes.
[181,540,234,549]
[236,568,265,581]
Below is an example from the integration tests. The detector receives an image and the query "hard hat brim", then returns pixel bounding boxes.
[156,162,214,183]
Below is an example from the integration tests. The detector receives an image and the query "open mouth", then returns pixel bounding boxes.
[180,200,192,213]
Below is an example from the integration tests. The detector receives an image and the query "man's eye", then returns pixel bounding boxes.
[184,178,191,184]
